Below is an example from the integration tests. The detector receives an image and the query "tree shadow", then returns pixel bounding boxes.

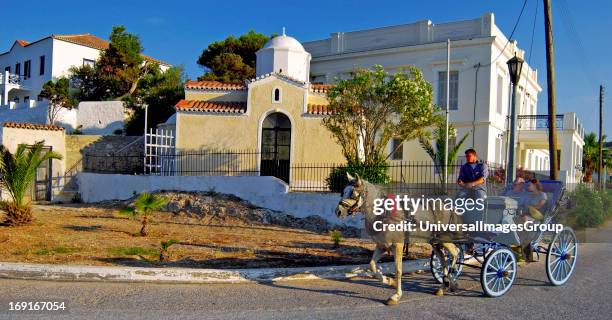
[63,225,102,232]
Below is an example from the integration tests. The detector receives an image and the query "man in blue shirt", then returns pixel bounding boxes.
[457,148,488,200]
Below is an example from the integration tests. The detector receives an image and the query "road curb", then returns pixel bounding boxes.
[0,259,430,284]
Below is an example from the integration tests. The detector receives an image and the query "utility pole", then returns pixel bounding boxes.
[444,39,450,191]
[544,0,559,180]
[598,85,604,188]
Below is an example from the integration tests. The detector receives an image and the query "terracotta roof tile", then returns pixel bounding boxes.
[175,100,247,114]
[185,80,246,91]
[306,104,335,115]
[3,122,65,131]
[51,34,169,66]
[311,84,333,93]
[1,34,168,65]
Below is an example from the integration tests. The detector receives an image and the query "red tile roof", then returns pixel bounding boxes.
[185,80,246,91]
[52,34,168,65]
[3,34,168,65]
[3,122,65,131]
[311,84,333,93]
[175,100,247,114]
[306,104,335,115]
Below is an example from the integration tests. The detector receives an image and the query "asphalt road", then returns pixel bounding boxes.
[1,241,610,319]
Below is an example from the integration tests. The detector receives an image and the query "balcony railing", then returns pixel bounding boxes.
[517,115,564,130]
[0,72,22,85]
[8,73,21,85]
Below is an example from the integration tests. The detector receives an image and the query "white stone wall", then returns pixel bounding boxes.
[76,101,125,135]
[78,173,361,227]
[0,101,123,135]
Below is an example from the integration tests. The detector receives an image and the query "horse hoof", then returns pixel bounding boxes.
[449,281,459,292]
[385,298,398,306]
[435,288,444,296]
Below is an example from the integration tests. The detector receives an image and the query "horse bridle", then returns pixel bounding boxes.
[340,182,366,215]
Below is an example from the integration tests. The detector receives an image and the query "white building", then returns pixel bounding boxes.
[0,34,170,135]
[303,13,584,183]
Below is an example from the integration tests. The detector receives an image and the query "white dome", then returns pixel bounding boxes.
[262,35,305,52]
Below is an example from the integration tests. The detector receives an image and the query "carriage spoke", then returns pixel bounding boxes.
[487,275,496,286]
[551,258,562,278]
[560,260,568,279]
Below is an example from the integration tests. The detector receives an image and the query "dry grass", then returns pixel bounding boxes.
[0,204,430,269]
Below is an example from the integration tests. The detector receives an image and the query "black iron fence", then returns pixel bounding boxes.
[83,150,552,194]
[517,114,564,130]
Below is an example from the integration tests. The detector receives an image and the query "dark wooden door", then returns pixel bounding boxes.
[29,146,52,201]
[260,113,291,183]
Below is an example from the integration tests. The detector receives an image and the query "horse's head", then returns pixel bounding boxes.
[335,172,366,219]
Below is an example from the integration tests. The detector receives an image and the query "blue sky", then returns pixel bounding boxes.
[1,0,609,135]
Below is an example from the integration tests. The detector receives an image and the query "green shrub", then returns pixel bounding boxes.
[569,185,605,228]
[326,162,390,192]
[330,230,342,248]
[160,239,179,261]
[600,188,612,219]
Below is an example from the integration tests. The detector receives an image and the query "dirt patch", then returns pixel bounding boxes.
[0,193,431,269]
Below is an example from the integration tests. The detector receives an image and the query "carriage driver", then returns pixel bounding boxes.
[456,148,488,201]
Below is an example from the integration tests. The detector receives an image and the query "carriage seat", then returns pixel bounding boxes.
[484,196,521,245]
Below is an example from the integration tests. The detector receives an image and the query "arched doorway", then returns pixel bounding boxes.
[260,112,291,183]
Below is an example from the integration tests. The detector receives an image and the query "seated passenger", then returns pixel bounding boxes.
[518,179,547,222]
[503,177,526,200]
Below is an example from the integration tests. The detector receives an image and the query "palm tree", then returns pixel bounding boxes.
[582,133,609,182]
[419,122,469,187]
[0,141,62,226]
[120,192,169,236]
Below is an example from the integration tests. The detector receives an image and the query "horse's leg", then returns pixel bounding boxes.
[386,242,404,305]
[369,245,391,285]
[433,244,447,296]
[441,243,459,292]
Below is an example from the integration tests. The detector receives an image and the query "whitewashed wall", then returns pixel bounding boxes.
[76,101,125,135]
[303,13,543,165]
[0,38,54,102]
[0,101,123,135]
[78,173,361,227]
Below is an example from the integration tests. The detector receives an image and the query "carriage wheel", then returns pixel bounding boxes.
[546,226,578,286]
[430,245,464,284]
[480,248,516,297]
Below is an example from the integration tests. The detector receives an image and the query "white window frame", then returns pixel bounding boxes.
[390,138,403,160]
[437,70,459,110]
[83,58,95,68]
[272,87,282,104]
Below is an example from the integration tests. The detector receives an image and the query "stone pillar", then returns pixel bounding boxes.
[1,70,8,107]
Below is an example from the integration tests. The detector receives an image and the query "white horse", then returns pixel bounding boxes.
[335,173,461,305]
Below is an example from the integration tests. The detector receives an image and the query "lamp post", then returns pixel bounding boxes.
[506,55,524,184]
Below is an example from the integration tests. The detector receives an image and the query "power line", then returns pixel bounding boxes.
[527,0,539,64]
[483,0,529,68]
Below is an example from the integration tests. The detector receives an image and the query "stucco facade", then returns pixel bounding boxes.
[1,124,66,176]
[175,75,344,170]
[302,13,585,183]
[172,34,344,184]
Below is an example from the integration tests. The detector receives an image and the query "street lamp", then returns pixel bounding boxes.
[506,54,524,184]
